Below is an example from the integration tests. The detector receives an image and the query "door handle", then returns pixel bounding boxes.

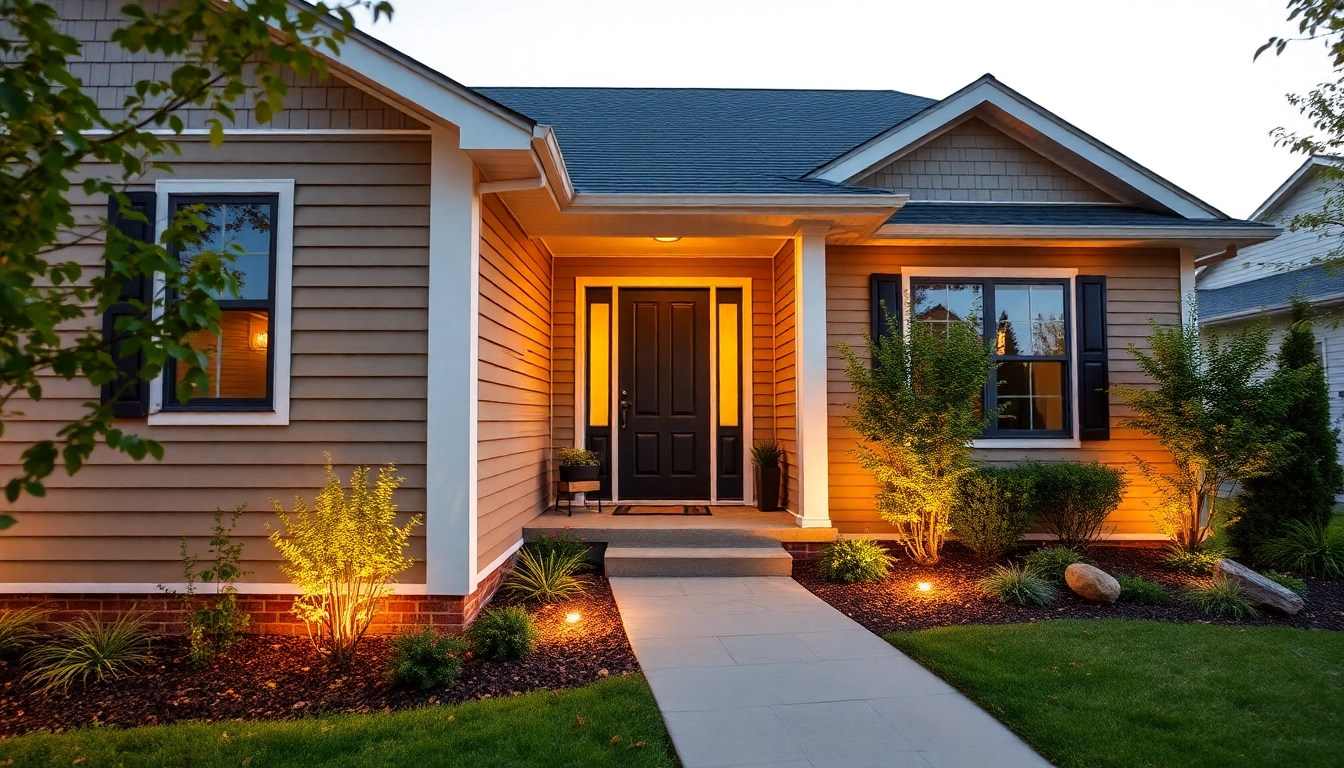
[619,390,630,430]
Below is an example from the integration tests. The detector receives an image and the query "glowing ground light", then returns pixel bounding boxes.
[917,582,933,593]
[565,612,581,624]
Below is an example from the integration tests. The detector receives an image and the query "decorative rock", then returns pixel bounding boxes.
[1214,559,1305,615]
[1064,563,1121,604]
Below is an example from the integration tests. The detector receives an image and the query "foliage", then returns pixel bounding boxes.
[22,612,149,693]
[526,528,591,570]
[0,607,47,661]
[814,537,896,583]
[977,563,1057,606]
[1257,520,1344,579]
[269,456,421,667]
[1182,578,1258,619]
[385,628,466,691]
[1021,461,1126,549]
[838,306,995,564]
[465,606,538,662]
[1114,573,1171,606]
[1021,545,1086,583]
[949,466,1034,560]
[1115,318,1303,549]
[555,448,601,467]
[504,547,588,604]
[1233,300,1344,555]
[1158,541,1230,576]
[162,506,251,667]
[0,0,392,505]
[749,439,784,468]
[1265,570,1310,599]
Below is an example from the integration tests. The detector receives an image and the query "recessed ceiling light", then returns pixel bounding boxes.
[653,236,681,243]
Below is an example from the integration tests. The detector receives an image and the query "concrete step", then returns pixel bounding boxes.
[604,546,793,577]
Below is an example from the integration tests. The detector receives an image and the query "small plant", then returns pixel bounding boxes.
[1021,461,1126,549]
[1264,570,1309,599]
[163,506,252,667]
[1021,545,1086,582]
[505,547,587,603]
[555,447,601,467]
[526,528,591,570]
[385,628,466,690]
[815,538,895,583]
[23,612,150,693]
[977,563,1057,606]
[465,606,538,661]
[1159,541,1230,576]
[1183,577,1257,619]
[1257,520,1344,579]
[0,607,47,661]
[750,439,783,468]
[951,466,1034,560]
[1115,573,1170,605]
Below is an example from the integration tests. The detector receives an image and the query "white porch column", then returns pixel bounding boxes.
[793,222,832,528]
[426,125,480,595]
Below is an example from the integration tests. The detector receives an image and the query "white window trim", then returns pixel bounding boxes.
[900,266,1082,450]
[147,179,295,426]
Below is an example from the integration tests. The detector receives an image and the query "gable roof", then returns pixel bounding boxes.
[1197,263,1344,322]
[1249,155,1342,221]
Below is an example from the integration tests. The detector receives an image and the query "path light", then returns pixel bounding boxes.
[917,581,933,593]
[565,611,581,624]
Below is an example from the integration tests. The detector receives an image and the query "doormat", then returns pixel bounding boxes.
[611,505,712,516]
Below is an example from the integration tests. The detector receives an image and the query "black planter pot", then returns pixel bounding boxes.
[756,465,782,512]
[559,465,600,483]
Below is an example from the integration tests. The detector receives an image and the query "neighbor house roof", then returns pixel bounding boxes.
[1197,263,1344,321]
[888,203,1276,228]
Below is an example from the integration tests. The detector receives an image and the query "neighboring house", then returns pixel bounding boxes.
[1,1,1279,630]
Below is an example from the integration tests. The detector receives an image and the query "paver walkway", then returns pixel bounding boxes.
[610,576,1051,768]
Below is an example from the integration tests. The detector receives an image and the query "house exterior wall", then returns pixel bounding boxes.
[772,241,800,514]
[1199,174,1328,291]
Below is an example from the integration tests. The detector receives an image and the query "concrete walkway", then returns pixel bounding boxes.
[610,576,1051,768]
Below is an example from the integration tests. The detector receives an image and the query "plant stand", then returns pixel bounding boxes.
[556,480,603,516]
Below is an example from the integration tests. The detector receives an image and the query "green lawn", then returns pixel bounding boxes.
[0,675,676,768]
[889,620,1344,768]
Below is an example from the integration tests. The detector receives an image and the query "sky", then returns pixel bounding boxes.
[363,0,1340,219]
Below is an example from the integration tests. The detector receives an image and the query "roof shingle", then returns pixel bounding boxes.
[1197,264,1344,320]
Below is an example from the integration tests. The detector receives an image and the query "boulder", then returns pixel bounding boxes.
[1064,563,1121,604]
[1214,559,1305,615]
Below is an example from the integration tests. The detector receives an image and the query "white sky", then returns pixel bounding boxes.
[364,0,1339,219]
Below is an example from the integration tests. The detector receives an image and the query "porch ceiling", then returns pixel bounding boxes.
[541,236,788,258]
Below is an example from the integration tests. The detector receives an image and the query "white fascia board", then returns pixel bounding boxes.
[873,224,1282,243]
[810,77,1223,220]
[1248,156,1340,221]
[533,125,576,209]
[569,192,909,215]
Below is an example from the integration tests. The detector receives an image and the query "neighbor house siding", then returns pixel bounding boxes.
[0,135,431,585]
[477,195,553,572]
[825,245,1180,536]
[772,241,800,514]
[1199,176,1330,290]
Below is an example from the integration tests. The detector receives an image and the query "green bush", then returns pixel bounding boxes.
[385,628,466,690]
[1183,578,1257,619]
[750,439,783,468]
[1115,573,1171,605]
[555,447,600,467]
[525,529,591,571]
[1021,462,1126,549]
[1158,542,1229,576]
[1264,570,1309,599]
[0,607,46,661]
[977,563,1057,606]
[951,466,1034,560]
[23,612,150,693]
[505,547,587,603]
[168,507,251,667]
[1257,520,1344,579]
[465,606,538,661]
[815,538,895,583]
[1021,545,1085,582]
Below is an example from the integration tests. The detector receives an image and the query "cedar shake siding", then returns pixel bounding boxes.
[477,196,554,572]
[771,241,800,514]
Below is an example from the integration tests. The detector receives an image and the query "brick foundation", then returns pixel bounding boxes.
[782,542,826,560]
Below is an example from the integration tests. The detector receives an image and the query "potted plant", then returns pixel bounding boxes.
[556,447,601,482]
[751,439,784,512]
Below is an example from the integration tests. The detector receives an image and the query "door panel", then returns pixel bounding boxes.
[618,289,711,499]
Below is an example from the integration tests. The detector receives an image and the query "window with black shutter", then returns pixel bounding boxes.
[102,191,156,418]
[1076,275,1110,441]
[870,274,901,346]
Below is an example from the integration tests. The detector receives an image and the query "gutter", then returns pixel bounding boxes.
[873,223,1282,242]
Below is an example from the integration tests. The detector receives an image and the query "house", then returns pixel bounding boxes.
[1,1,1280,632]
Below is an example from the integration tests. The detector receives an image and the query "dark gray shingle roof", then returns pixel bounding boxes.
[1197,264,1344,320]
[888,203,1272,228]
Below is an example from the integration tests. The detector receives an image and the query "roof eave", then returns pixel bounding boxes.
[870,223,1282,253]
[568,192,911,215]
[1200,290,1344,324]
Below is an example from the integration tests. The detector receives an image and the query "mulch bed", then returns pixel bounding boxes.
[0,576,638,738]
[794,544,1344,636]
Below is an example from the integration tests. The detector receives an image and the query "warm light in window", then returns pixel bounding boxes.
[565,611,581,624]
[588,303,610,427]
[653,236,681,242]
[917,581,932,592]
[250,329,268,352]
[717,303,739,428]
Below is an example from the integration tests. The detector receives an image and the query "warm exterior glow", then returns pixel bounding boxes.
[565,611,581,624]
[717,302,739,427]
[250,329,268,352]
[588,303,610,427]
[653,236,681,242]
[917,581,932,592]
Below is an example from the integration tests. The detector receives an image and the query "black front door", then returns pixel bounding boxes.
[618,289,711,499]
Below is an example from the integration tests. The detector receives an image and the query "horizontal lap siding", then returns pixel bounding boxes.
[773,242,799,514]
[1,135,431,585]
[477,197,553,572]
[825,246,1180,536]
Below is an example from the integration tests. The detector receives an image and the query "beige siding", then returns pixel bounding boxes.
[771,242,799,513]
[854,118,1114,203]
[477,196,553,571]
[0,135,431,584]
[825,245,1179,536]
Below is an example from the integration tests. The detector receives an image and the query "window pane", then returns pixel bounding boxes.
[178,202,274,300]
[588,303,610,427]
[914,282,983,339]
[995,361,1065,431]
[175,310,269,401]
[717,303,739,428]
[993,283,1066,356]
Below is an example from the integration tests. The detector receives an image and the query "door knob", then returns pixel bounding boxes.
[619,389,631,429]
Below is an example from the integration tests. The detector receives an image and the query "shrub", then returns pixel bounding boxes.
[1021,545,1085,583]
[815,538,895,583]
[750,439,783,468]
[23,612,150,693]
[1183,578,1257,619]
[951,466,1034,560]
[1265,570,1309,599]
[165,506,251,667]
[526,528,591,571]
[385,628,466,690]
[1257,520,1344,579]
[1115,573,1170,605]
[0,607,47,661]
[977,563,1057,606]
[505,547,587,603]
[1158,541,1230,576]
[1021,462,1126,549]
[270,455,422,666]
[465,606,538,661]
[555,447,600,467]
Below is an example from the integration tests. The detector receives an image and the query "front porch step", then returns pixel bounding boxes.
[604,546,793,577]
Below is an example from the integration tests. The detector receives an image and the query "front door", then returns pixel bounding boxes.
[617,289,711,499]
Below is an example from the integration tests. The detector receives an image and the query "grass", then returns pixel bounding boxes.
[0,674,676,768]
[888,620,1344,768]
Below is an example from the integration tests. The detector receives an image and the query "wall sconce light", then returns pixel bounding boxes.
[249,319,268,352]
[653,236,681,243]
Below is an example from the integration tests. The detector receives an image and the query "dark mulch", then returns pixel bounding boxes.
[0,576,637,737]
[795,544,1344,636]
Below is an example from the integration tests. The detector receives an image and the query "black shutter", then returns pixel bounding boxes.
[870,274,901,345]
[1076,275,1109,441]
[102,191,156,418]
